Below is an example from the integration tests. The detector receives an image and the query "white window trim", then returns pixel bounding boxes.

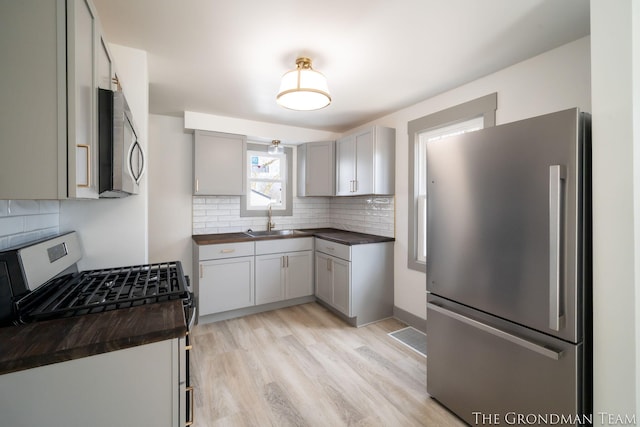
[407,93,497,273]
[245,149,287,211]
[240,143,293,218]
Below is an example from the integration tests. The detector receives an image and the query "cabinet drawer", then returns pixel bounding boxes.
[315,238,351,261]
[256,237,313,255]
[198,241,254,260]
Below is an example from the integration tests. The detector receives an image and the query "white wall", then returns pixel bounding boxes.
[590,0,640,423]
[60,44,149,270]
[358,36,591,320]
[148,114,194,278]
[184,111,339,143]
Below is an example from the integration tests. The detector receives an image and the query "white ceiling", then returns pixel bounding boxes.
[92,0,590,133]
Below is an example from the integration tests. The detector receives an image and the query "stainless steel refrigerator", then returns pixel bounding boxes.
[426,108,591,425]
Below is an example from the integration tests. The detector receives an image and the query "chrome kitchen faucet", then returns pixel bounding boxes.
[267,204,276,231]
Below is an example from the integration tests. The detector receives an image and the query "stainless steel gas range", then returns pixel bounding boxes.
[0,231,194,327]
[0,231,195,426]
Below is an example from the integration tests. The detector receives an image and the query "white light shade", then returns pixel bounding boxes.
[277,57,331,111]
[268,140,283,154]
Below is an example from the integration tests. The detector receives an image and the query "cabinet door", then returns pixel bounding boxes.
[67,0,99,199]
[335,136,356,195]
[199,257,254,315]
[0,1,60,199]
[255,254,285,305]
[354,129,374,195]
[304,141,335,196]
[331,256,352,316]
[285,251,313,299]
[194,130,246,195]
[315,252,332,303]
[0,340,177,427]
[97,35,113,90]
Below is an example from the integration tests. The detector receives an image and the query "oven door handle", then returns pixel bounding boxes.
[185,385,194,426]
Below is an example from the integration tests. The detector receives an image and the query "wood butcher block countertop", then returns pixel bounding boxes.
[0,300,186,375]
[192,228,395,246]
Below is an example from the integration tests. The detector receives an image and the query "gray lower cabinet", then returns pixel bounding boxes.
[255,238,314,305]
[315,251,351,316]
[0,339,184,427]
[315,238,393,326]
[195,241,255,316]
[193,235,390,326]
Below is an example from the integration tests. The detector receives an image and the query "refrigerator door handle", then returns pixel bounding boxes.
[428,303,563,360]
[549,165,566,331]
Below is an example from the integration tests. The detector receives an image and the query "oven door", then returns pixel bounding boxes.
[182,279,195,426]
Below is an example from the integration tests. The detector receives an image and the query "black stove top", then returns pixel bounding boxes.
[15,261,189,323]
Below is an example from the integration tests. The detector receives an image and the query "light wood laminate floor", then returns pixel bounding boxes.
[190,302,465,427]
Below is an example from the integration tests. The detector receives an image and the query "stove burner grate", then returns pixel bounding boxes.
[16,261,188,322]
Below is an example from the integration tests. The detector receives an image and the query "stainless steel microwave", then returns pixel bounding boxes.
[98,88,145,197]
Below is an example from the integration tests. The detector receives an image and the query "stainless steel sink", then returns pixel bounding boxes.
[244,229,303,238]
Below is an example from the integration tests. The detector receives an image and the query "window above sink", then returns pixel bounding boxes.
[240,143,293,218]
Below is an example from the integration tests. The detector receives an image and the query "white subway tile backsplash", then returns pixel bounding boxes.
[24,213,59,232]
[0,216,24,236]
[39,200,60,214]
[192,195,394,238]
[0,199,61,250]
[8,200,40,215]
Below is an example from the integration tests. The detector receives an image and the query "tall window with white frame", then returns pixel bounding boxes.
[240,142,293,218]
[246,150,287,211]
[407,93,497,273]
[416,118,484,262]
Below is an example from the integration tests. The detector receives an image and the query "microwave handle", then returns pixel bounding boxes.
[129,140,145,184]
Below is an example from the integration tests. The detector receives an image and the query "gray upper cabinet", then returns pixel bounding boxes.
[193,130,246,196]
[297,141,335,196]
[97,35,115,91]
[0,0,104,199]
[335,126,395,196]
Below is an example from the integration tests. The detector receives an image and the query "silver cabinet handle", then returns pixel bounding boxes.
[199,264,203,278]
[428,303,563,360]
[195,178,199,193]
[549,165,565,331]
[220,249,235,254]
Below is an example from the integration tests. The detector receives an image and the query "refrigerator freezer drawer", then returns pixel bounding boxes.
[427,296,584,426]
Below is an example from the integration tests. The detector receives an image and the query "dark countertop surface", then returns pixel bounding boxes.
[0,300,186,375]
[192,228,395,246]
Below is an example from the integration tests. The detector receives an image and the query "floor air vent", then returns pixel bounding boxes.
[388,326,427,357]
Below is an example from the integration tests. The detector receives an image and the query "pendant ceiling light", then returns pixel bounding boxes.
[268,139,283,154]
[276,57,331,111]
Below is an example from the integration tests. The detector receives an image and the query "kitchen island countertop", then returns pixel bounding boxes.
[0,300,186,375]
